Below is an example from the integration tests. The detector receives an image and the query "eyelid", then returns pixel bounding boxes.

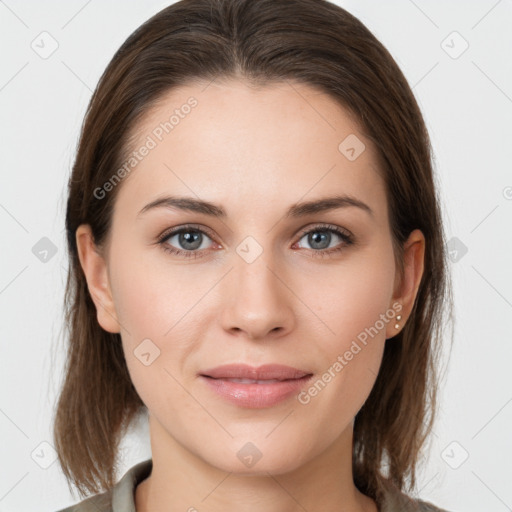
[157,222,352,245]
[156,222,355,258]
[296,222,352,239]
[157,223,219,244]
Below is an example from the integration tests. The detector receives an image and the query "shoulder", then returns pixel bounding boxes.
[377,478,451,512]
[54,458,152,512]
[416,498,451,512]
[383,493,451,512]
[55,489,113,512]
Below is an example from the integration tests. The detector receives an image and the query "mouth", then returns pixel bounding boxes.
[199,363,312,381]
[202,377,294,384]
[198,364,314,408]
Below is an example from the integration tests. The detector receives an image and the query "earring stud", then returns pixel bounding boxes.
[394,314,402,329]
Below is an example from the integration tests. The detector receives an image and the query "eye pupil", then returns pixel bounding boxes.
[309,231,330,249]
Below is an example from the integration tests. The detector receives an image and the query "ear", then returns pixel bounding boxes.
[386,228,425,340]
[75,224,120,334]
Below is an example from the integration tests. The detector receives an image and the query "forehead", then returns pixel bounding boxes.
[115,79,387,221]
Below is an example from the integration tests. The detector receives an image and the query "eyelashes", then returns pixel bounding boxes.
[156,223,355,260]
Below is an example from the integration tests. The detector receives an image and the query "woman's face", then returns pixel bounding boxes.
[79,79,423,475]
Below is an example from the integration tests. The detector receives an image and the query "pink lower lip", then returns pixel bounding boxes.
[200,375,313,408]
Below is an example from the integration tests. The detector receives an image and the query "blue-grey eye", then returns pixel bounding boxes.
[165,229,212,251]
[298,229,345,250]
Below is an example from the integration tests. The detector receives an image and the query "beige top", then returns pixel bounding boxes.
[56,459,450,512]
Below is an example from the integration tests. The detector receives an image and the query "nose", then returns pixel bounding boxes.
[219,250,295,341]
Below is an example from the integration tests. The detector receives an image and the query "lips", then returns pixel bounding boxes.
[200,363,312,381]
[199,364,314,408]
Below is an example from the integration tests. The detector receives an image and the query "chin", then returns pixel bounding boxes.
[198,437,311,477]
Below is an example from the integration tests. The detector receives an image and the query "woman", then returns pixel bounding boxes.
[53,0,454,510]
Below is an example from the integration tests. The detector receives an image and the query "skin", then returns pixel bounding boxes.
[76,79,425,512]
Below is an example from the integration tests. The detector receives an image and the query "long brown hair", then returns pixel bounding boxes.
[53,0,454,501]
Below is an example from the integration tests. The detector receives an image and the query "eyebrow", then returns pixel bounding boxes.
[137,194,374,219]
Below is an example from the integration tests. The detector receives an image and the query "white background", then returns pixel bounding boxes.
[1,1,511,511]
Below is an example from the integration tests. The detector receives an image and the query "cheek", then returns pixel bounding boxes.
[295,247,395,353]
[108,245,213,411]
[295,262,393,437]
[293,246,395,428]
[109,241,210,339]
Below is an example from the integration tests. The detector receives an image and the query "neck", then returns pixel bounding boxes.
[135,415,377,512]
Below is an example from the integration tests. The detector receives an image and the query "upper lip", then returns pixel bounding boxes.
[200,364,312,381]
